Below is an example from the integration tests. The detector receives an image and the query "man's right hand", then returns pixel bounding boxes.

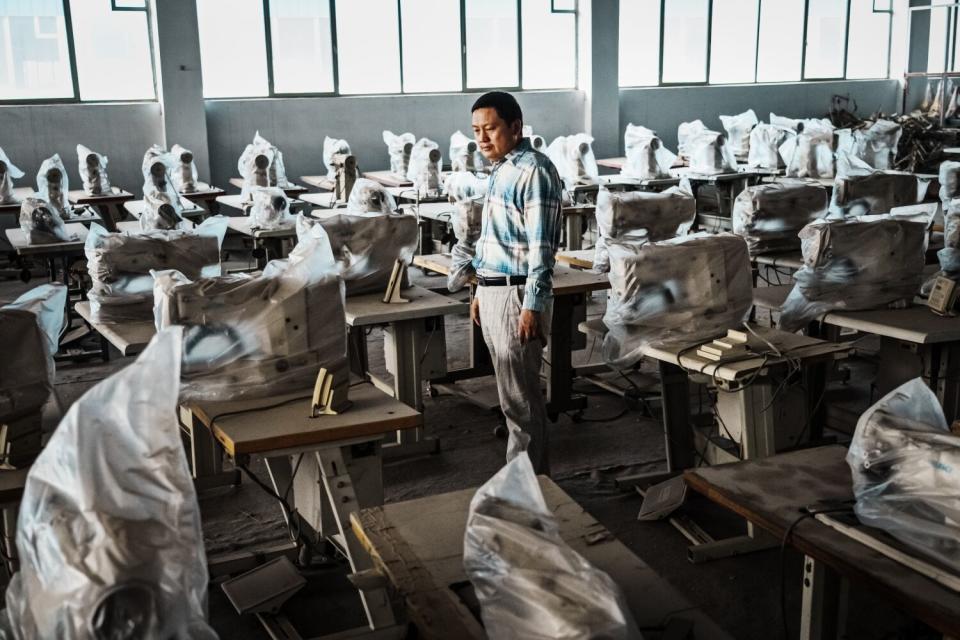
[471,296,481,327]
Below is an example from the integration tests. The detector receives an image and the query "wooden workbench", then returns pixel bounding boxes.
[556,248,596,270]
[123,199,206,220]
[179,183,225,214]
[227,178,308,198]
[685,445,960,637]
[300,174,335,191]
[74,301,154,357]
[362,170,412,188]
[351,475,732,640]
[5,223,88,256]
[67,188,134,230]
[0,187,36,216]
[298,192,336,208]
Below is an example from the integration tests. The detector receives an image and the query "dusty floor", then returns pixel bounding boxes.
[0,263,941,639]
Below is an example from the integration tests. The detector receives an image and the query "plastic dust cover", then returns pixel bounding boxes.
[924,197,960,292]
[780,119,836,179]
[345,177,397,214]
[835,120,902,171]
[747,123,788,170]
[621,124,676,180]
[170,143,200,193]
[405,138,443,196]
[830,152,920,216]
[719,109,759,157]
[546,134,599,192]
[19,197,76,244]
[779,214,929,332]
[3,283,67,358]
[463,452,643,640]
[238,132,291,201]
[141,145,189,231]
[444,171,488,292]
[296,210,418,295]
[602,233,753,368]
[2,328,217,640]
[76,144,111,196]
[677,120,708,159]
[939,161,960,205]
[153,232,348,404]
[687,130,738,175]
[1,283,67,398]
[249,186,292,230]
[593,185,696,273]
[450,130,483,172]
[847,378,960,574]
[732,180,829,256]
[323,136,351,176]
[0,147,25,205]
[383,130,416,177]
[35,154,72,218]
[86,218,227,323]
[523,125,546,152]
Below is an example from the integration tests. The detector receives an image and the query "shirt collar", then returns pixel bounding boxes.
[496,138,532,168]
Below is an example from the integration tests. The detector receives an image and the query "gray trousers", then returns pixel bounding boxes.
[476,285,552,475]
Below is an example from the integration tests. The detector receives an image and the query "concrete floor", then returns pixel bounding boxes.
[0,264,942,640]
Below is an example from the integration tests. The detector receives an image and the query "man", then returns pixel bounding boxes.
[469,91,563,475]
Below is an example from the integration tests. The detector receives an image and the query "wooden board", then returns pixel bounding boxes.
[179,183,225,203]
[116,220,195,233]
[75,301,154,356]
[752,284,792,311]
[67,188,134,205]
[123,199,206,220]
[228,179,308,198]
[298,192,336,208]
[597,156,626,170]
[753,251,804,270]
[300,174,334,191]
[555,248,595,270]
[224,215,297,239]
[351,475,732,640]
[188,383,422,457]
[363,170,413,188]
[822,306,960,345]
[5,223,88,255]
[387,186,446,203]
[0,469,28,506]
[345,285,468,327]
[402,201,455,222]
[685,446,960,636]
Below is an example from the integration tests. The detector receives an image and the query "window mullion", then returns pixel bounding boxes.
[262,0,275,95]
[517,0,523,89]
[397,0,405,92]
[62,0,81,101]
[330,0,340,95]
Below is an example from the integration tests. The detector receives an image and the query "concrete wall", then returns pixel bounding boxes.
[0,102,163,193]
[619,80,901,153]
[204,90,586,190]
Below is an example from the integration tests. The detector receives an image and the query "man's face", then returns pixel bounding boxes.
[472,107,521,163]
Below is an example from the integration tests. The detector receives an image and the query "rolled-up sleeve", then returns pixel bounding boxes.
[521,165,563,312]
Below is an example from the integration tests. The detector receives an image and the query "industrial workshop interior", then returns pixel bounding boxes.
[5,0,960,638]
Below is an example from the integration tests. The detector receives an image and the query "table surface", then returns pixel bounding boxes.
[178,183,225,200]
[298,192,337,208]
[0,187,37,213]
[555,248,595,270]
[363,170,413,188]
[685,445,960,636]
[351,475,731,640]
[123,199,207,219]
[224,214,297,239]
[823,305,960,344]
[597,156,627,170]
[345,284,468,326]
[753,251,804,270]
[228,178,308,196]
[300,174,334,191]
[412,253,610,296]
[188,383,422,457]
[67,188,134,204]
[402,201,455,221]
[5,223,88,255]
[75,301,154,356]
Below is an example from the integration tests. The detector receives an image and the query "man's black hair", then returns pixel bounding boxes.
[471,91,523,126]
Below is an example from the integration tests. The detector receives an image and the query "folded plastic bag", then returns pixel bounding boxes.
[677,119,708,159]
[450,130,483,172]
[747,123,788,170]
[170,143,200,193]
[732,180,829,255]
[547,133,599,191]
[2,328,217,639]
[19,197,76,244]
[602,233,753,368]
[835,120,901,171]
[719,109,759,157]
[87,218,227,323]
[36,154,72,218]
[444,171,488,291]
[323,136,351,176]
[847,378,960,574]
[621,124,676,180]
[0,147,25,205]
[296,210,418,295]
[406,138,443,196]
[593,185,695,273]
[238,131,291,201]
[77,144,111,196]
[463,452,642,640]
[249,186,291,230]
[830,152,919,215]
[779,214,929,331]
[687,130,738,174]
[383,130,416,177]
[153,232,348,403]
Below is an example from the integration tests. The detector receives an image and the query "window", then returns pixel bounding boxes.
[335,0,400,94]
[709,0,759,85]
[618,0,660,87]
[846,0,891,80]
[756,0,804,83]
[521,0,576,89]
[661,0,709,84]
[0,1,73,100]
[803,0,849,79]
[927,5,954,74]
[400,0,461,93]
[465,0,519,89]
[197,0,268,98]
[269,0,334,94]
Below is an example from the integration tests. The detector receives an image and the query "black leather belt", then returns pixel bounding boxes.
[477,274,527,287]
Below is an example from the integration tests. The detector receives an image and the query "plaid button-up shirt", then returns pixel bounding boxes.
[472,138,563,312]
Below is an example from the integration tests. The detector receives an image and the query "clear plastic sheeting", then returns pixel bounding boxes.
[345,178,397,214]
[0,147,25,205]
[323,137,351,176]
[780,119,835,179]
[2,283,67,359]
[747,124,788,170]
[2,328,217,640]
[449,130,483,172]
[444,171,488,292]
[383,130,416,177]
[831,152,920,216]
[19,197,76,244]
[296,210,418,295]
[732,180,829,256]
[621,124,676,180]
[687,130,738,175]
[677,120,708,160]
[939,161,960,205]
[76,144,111,196]
[406,138,443,196]
[238,132,291,201]
[249,187,292,230]
[153,233,348,403]
[593,185,696,273]
[1,283,67,403]
[170,144,200,193]
[779,214,929,332]
[86,218,227,323]
[836,120,902,171]
[719,109,759,158]
[925,198,960,292]
[463,452,643,640]
[141,145,188,231]
[523,126,546,153]
[847,378,960,574]
[546,134,599,192]
[35,154,72,218]
[602,233,753,368]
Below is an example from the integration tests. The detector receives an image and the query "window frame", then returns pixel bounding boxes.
[0,0,158,105]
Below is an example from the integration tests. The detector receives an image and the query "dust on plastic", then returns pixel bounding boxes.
[76,144,111,196]
[732,179,829,256]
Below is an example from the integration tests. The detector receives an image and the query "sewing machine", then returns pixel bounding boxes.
[833,172,919,214]
[170,144,198,193]
[331,153,357,204]
[77,144,110,196]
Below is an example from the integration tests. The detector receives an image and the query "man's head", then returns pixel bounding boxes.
[471,91,523,163]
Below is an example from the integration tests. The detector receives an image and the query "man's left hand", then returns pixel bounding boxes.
[518,309,546,345]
